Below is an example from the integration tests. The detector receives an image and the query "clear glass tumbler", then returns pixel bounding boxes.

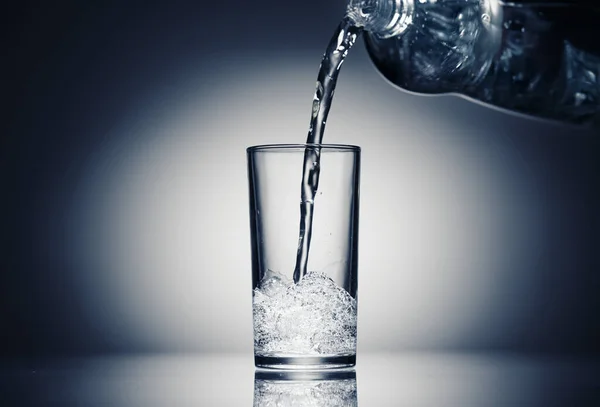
[247,144,360,370]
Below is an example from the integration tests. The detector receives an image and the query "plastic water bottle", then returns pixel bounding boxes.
[346,0,600,127]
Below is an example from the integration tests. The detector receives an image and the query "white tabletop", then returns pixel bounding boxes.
[1,352,598,406]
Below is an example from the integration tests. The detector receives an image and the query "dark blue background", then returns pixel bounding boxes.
[2,0,598,360]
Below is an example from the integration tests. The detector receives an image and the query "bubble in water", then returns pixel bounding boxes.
[253,271,357,355]
[259,269,292,297]
[574,92,587,106]
[312,100,321,116]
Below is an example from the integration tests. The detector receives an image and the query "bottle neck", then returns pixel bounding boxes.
[346,0,415,38]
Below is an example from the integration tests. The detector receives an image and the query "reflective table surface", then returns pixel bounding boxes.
[2,352,599,406]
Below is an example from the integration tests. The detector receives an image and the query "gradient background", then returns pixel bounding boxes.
[2,0,599,361]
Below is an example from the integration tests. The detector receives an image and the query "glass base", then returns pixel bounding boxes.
[255,354,356,370]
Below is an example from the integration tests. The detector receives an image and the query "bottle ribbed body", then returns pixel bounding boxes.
[347,0,600,126]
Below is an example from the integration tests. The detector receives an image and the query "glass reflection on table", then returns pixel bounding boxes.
[254,370,357,407]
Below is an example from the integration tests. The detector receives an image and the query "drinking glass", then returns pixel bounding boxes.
[247,144,361,369]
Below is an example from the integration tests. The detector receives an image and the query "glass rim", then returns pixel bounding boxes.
[247,143,360,153]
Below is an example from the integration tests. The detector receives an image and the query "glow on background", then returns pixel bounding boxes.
[65,50,550,353]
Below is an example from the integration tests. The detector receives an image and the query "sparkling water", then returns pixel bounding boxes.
[253,270,357,356]
[253,19,361,360]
